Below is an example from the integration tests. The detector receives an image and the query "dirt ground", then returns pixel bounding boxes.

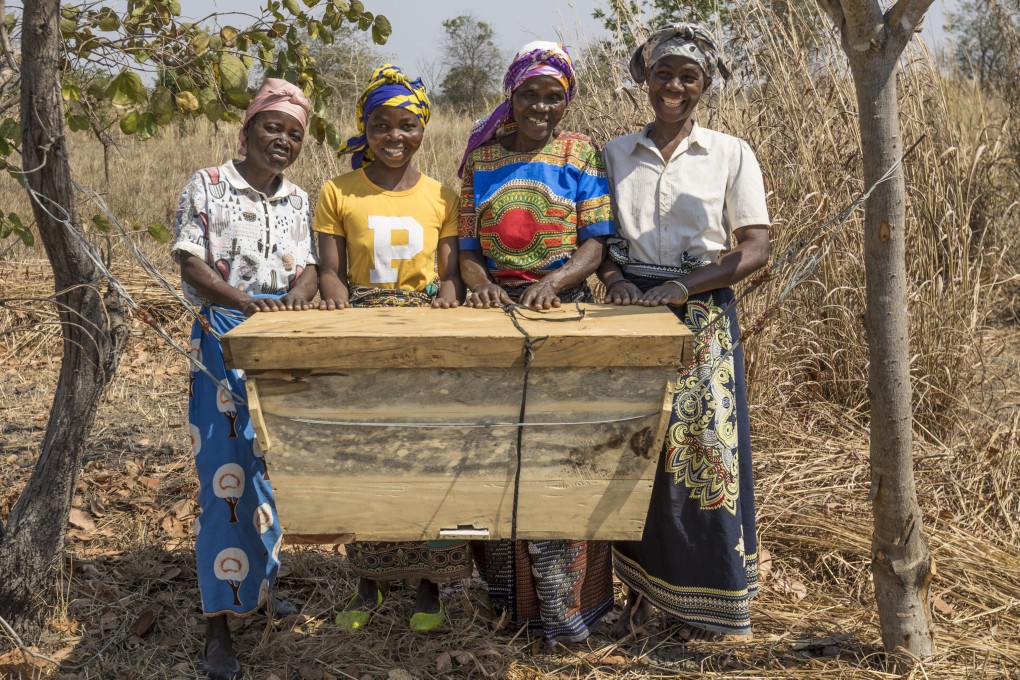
[1,269,1019,679]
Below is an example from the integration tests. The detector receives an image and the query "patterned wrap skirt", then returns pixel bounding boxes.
[190,300,283,617]
[611,270,758,636]
[344,281,474,583]
[474,281,615,644]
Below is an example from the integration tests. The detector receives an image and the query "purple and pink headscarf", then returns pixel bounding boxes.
[458,41,576,177]
[238,78,311,156]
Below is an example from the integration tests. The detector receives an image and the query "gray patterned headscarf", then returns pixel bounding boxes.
[629,23,731,84]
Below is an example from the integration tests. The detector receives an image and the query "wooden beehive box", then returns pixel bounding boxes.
[221,305,692,541]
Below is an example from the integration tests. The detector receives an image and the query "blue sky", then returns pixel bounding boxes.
[182,0,960,77]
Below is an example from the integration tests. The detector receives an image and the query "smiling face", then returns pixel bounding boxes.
[645,55,710,126]
[511,75,568,149]
[364,105,424,170]
[243,110,305,174]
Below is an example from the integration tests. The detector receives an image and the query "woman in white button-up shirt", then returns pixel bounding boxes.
[598,24,771,642]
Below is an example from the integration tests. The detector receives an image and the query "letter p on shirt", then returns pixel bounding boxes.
[368,215,425,284]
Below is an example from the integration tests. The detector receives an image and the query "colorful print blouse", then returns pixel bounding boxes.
[458,131,615,287]
[172,161,317,306]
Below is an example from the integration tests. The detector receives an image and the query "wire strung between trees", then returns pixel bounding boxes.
[670,134,928,401]
[16,175,247,406]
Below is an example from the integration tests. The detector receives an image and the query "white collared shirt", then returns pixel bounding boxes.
[602,122,770,265]
[172,161,317,306]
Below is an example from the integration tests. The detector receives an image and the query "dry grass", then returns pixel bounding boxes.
[3,1,1020,678]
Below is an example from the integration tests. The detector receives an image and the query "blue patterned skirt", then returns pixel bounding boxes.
[190,301,283,617]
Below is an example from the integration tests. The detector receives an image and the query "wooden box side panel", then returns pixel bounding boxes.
[257,366,675,540]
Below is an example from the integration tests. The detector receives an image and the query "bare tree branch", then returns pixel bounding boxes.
[886,0,937,47]
[0,0,20,71]
[839,0,887,53]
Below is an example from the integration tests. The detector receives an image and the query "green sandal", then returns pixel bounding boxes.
[409,599,446,633]
[335,588,383,631]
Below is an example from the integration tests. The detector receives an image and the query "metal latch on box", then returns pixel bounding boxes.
[439,525,491,539]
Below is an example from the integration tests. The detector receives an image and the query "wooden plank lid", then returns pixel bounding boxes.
[222,304,691,371]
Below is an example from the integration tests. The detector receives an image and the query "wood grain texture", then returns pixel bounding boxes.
[269,476,657,541]
[255,367,675,539]
[222,305,692,371]
[225,304,693,540]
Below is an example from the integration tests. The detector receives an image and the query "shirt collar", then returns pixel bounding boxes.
[635,120,712,154]
[221,160,296,200]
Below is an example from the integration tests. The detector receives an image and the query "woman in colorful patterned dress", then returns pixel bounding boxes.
[599,24,771,641]
[457,42,617,645]
[313,65,470,633]
[172,78,318,680]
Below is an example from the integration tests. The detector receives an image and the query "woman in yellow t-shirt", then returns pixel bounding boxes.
[313,66,468,632]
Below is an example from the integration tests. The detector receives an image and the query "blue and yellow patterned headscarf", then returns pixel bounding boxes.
[338,64,431,169]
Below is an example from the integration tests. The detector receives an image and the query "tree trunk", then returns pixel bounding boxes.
[848,44,935,661]
[0,0,128,639]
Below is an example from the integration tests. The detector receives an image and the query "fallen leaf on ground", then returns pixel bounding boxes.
[933,593,956,617]
[171,498,197,519]
[68,507,95,532]
[89,497,108,517]
[130,605,161,637]
[299,664,324,679]
[0,646,58,678]
[436,651,453,673]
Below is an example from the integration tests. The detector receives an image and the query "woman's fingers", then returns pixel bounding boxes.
[636,285,686,307]
[468,286,509,308]
[608,282,641,305]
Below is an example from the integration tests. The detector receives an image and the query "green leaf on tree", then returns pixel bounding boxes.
[166,0,182,15]
[331,0,350,12]
[96,8,121,31]
[106,70,147,107]
[309,115,326,144]
[371,14,391,44]
[147,223,173,243]
[136,112,157,140]
[92,214,113,233]
[67,114,91,132]
[19,227,34,247]
[199,88,227,121]
[62,83,82,102]
[282,0,301,15]
[302,0,321,7]
[189,31,211,56]
[218,54,249,93]
[60,17,78,38]
[119,110,140,134]
[150,87,174,124]
[223,89,252,108]
[219,26,239,46]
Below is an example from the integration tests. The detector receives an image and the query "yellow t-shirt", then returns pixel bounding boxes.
[313,169,459,291]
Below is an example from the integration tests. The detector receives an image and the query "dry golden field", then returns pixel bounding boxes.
[2,4,1020,678]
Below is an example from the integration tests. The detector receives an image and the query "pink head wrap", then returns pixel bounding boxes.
[238,78,311,156]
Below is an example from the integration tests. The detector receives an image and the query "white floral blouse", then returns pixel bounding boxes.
[172,160,318,306]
